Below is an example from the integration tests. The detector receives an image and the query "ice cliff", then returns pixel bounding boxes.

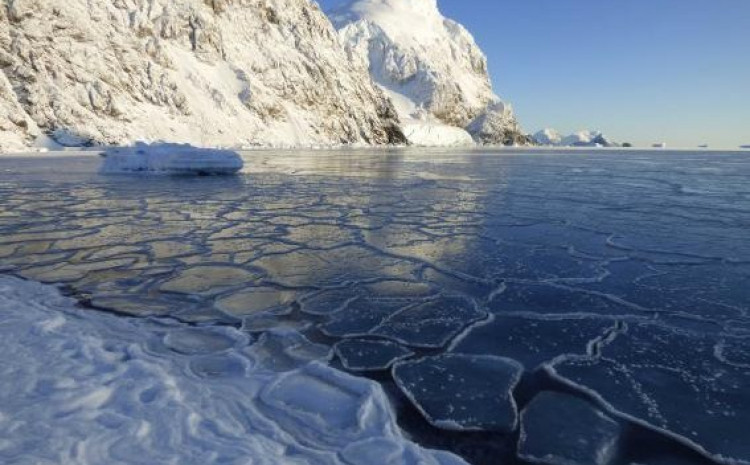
[0,0,406,151]
[330,0,529,146]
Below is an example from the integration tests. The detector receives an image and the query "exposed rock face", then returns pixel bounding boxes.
[330,0,528,145]
[0,0,405,151]
[467,101,531,146]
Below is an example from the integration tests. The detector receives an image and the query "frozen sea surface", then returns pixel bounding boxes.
[1,148,749,465]
[0,275,465,465]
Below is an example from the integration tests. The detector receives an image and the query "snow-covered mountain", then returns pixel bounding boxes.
[329,0,529,146]
[533,129,618,147]
[0,0,407,152]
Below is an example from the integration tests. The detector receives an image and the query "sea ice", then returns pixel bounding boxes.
[393,354,523,432]
[245,329,332,372]
[371,295,486,348]
[489,282,635,317]
[335,339,414,372]
[548,322,750,464]
[162,327,245,355]
[100,144,243,175]
[518,391,621,465]
[160,265,261,295]
[451,315,617,370]
[0,275,467,465]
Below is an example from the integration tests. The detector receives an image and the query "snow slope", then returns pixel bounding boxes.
[330,0,528,146]
[0,0,405,152]
[0,275,467,465]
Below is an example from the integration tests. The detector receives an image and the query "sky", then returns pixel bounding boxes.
[319,0,750,148]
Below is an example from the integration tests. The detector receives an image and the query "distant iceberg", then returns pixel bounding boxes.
[532,129,618,147]
[100,143,243,175]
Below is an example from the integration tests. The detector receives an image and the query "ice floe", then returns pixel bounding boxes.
[518,391,621,465]
[393,354,523,432]
[335,339,414,372]
[548,322,750,464]
[100,143,243,175]
[451,315,617,370]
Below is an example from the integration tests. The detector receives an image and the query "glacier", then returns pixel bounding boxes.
[0,275,467,465]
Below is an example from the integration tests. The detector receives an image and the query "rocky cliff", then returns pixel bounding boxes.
[0,0,406,151]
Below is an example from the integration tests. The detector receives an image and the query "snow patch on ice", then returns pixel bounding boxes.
[0,275,467,465]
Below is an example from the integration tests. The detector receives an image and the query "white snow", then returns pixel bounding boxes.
[533,129,617,147]
[401,120,475,147]
[0,0,404,152]
[532,129,564,146]
[0,275,468,465]
[331,0,526,145]
[100,143,243,175]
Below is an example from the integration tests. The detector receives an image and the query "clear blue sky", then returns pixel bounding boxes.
[319,0,750,148]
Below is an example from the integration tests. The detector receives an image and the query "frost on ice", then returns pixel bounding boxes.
[0,276,467,465]
[335,338,414,372]
[100,144,244,175]
[393,354,523,432]
[451,315,617,371]
[518,391,621,465]
[548,322,750,464]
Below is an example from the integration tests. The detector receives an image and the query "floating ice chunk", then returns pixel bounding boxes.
[215,287,297,316]
[100,143,243,175]
[300,289,360,316]
[245,329,332,372]
[259,362,399,448]
[335,339,414,372]
[370,295,486,348]
[160,265,261,295]
[320,297,412,337]
[393,354,523,432]
[548,323,750,464]
[452,315,616,370]
[163,327,245,355]
[518,391,621,465]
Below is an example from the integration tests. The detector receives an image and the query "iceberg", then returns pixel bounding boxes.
[100,143,243,175]
[533,129,618,147]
